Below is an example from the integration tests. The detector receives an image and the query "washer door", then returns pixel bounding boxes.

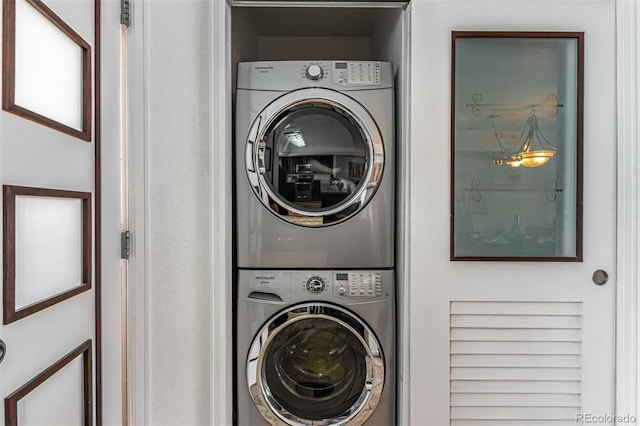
[245,88,384,227]
[247,303,385,426]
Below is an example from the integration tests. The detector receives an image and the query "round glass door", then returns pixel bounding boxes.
[245,88,384,227]
[247,304,385,426]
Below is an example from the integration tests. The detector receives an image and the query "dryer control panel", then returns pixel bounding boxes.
[238,61,393,91]
[334,271,383,298]
[332,61,382,86]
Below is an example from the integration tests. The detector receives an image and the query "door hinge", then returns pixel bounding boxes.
[120,0,130,27]
[121,231,131,260]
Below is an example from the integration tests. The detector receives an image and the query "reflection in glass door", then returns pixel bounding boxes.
[451,33,583,261]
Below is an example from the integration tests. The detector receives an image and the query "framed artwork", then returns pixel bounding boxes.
[450,32,584,261]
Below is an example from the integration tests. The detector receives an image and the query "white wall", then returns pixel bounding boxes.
[135,0,213,424]
[127,0,640,424]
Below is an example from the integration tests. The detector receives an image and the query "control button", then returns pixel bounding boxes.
[306,276,326,294]
[305,64,324,81]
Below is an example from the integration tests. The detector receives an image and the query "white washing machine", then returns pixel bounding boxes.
[235,60,395,268]
[236,269,395,426]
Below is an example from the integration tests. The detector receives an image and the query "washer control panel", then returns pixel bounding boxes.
[294,271,384,299]
[298,272,332,295]
[334,271,382,298]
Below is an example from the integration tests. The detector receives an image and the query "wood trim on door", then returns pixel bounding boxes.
[2,0,102,422]
[2,185,92,325]
[1,0,92,141]
[449,31,585,262]
[4,340,93,426]
[93,0,103,423]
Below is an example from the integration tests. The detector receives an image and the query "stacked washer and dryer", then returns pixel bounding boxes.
[235,60,395,425]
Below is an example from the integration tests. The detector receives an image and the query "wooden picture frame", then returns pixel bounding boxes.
[4,340,93,426]
[3,185,92,324]
[2,0,92,141]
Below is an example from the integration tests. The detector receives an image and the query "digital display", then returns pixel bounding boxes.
[335,63,347,69]
[336,273,348,280]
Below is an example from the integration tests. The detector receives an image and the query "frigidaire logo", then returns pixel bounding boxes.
[255,276,275,280]
[255,66,274,70]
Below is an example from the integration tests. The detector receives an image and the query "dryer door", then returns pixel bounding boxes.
[245,88,384,227]
[247,303,385,426]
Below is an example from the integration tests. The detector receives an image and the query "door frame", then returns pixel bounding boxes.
[124,0,148,423]
[210,0,233,424]
[99,0,126,424]
[124,0,639,424]
[614,0,639,418]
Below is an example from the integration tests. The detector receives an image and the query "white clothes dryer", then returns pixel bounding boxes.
[235,61,395,268]
[236,269,395,426]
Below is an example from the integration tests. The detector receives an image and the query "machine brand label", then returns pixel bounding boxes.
[255,276,275,280]
[254,66,274,70]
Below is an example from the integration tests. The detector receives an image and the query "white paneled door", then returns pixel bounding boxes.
[0,0,117,424]
[410,1,617,425]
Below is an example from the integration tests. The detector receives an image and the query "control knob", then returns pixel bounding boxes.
[305,64,324,81]
[306,276,326,294]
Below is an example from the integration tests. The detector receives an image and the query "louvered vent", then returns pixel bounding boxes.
[450,301,582,426]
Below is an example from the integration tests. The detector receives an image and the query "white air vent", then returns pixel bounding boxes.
[450,301,582,426]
